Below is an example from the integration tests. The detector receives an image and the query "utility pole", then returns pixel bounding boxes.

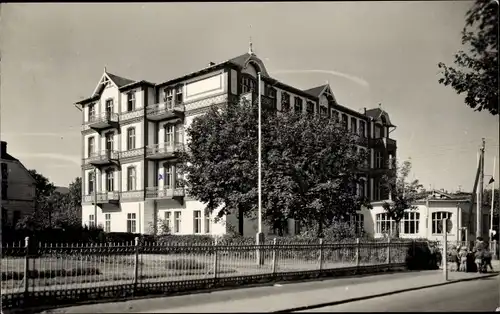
[490,156,496,243]
[476,138,485,239]
[94,167,98,227]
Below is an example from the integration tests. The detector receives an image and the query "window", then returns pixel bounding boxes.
[320,106,328,117]
[164,88,174,108]
[204,212,211,233]
[266,86,277,110]
[306,102,315,116]
[193,210,202,234]
[127,128,136,150]
[294,97,303,113]
[376,213,395,234]
[105,99,114,114]
[1,208,7,227]
[105,132,114,151]
[165,124,174,145]
[88,172,95,194]
[241,76,256,93]
[2,163,9,200]
[105,214,111,232]
[402,212,420,234]
[351,117,358,134]
[175,166,183,188]
[359,121,366,137]
[432,212,453,234]
[353,214,364,235]
[12,210,21,227]
[294,220,302,235]
[375,151,383,169]
[127,167,136,191]
[175,85,183,104]
[88,214,95,228]
[88,104,96,121]
[374,124,384,138]
[341,114,348,130]
[106,169,114,191]
[87,137,95,157]
[332,110,339,123]
[127,92,136,112]
[281,92,290,112]
[174,211,181,233]
[163,212,172,233]
[374,180,382,201]
[358,180,366,198]
[174,124,183,144]
[127,213,137,233]
[163,163,173,188]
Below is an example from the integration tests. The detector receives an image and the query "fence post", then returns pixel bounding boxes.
[133,237,139,295]
[318,238,324,272]
[213,238,219,281]
[355,238,360,269]
[387,237,391,265]
[493,240,498,260]
[23,236,30,302]
[442,223,448,281]
[271,238,277,276]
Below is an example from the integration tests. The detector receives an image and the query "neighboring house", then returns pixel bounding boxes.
[75,47,397,236]
[360,190,491,242]
[0,141,36,227]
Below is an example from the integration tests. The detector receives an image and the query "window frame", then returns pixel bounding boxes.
[193,210,202,234]
[127,127,136,150]
[105,213,111,232]
[174,211,181,233]
[127,213,137,233]
[127,166,137,191]
[127,92,136,112]
[432,211,453,234]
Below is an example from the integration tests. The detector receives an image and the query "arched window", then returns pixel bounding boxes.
[432,211,453,234]
[376,213,395,234]
[401,212,420,234]
[241,74,257,93]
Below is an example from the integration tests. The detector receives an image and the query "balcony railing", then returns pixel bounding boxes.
[120,108,144,122]
[85,112,119,130]
[85,150,119,165]
[83,192,120,204]
[146,102,184,121]
[146,187,185,199]
[119,148,144,159]
[385,138,397,148]
[121,190,144,200]
[146,142,184,159]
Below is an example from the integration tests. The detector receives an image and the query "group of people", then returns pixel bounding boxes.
[451,237,493,273]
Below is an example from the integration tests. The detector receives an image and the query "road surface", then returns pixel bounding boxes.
[300,275,500,312]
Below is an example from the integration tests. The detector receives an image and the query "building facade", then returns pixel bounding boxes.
[0,141,36,227]
[76,50,397,236]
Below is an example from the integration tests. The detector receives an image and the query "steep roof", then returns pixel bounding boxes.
[304,84,329,98]
[365,107,395,127]
[106,72,136,88]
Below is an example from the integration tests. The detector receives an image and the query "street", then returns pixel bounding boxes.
[300,275,500,312]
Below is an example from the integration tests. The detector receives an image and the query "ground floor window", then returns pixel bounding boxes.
[127,213,136,233]
[376,213,394,234]
[174,211,181,233]
[432,211,453,234]
[88,214,95,228]
[193,210,201,234]
[401,212,420,234]
[105,213,111,232]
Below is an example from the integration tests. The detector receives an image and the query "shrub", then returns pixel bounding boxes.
[2,267,101,281]
[164,258,207,270]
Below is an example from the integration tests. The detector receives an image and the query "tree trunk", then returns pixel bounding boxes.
[317,220,324,238]
[238,207,244,236]
[393,220,400,238]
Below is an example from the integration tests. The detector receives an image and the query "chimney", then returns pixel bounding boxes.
[1,141,6,158]
[208,62,216,67]
[363,107,367,115]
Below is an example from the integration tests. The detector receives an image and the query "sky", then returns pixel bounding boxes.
[0,2,498,191]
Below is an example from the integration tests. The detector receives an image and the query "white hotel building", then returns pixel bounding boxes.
[76,49,398,237]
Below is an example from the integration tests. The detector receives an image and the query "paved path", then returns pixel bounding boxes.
[38,270,498,313]
[301,275,500,312]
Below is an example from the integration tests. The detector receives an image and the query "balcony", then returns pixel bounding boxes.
[120,108,144,122]
[146,102,184,121]
[146,187,185,199]
[145,142,184,160]
[86,112,119,130]
[240,93,275,111]
[119,148,144,160]
[385,138,397,149]
[85,150,119,166]
[83,192,120,204]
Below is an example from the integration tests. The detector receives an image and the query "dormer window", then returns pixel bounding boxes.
[294,97,303,113]
[175,86,183,104]
[88,103,96,121]
[281,92,290,112]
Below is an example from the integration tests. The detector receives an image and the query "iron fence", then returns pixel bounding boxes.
[1,237,423,309]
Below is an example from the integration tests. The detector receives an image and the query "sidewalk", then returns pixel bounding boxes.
[39,269,499,314]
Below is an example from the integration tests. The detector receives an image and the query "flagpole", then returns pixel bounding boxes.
[256,72,264,266]
[490,156,496,242]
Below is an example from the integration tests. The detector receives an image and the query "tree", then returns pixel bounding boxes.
[28,169,56,208]
[179,99,370,237]
[381,160,424,238]
[437,0,498,115]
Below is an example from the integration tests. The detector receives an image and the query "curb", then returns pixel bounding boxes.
[272,273,499,313]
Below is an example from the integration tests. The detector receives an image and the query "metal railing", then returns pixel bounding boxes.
[147,102,184,116]
[82,192,120,203]
[87,112,120,125]
[145,187,185,198]
[85,150,119,164]
[146,142,184,156]
[1,238,418,308]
